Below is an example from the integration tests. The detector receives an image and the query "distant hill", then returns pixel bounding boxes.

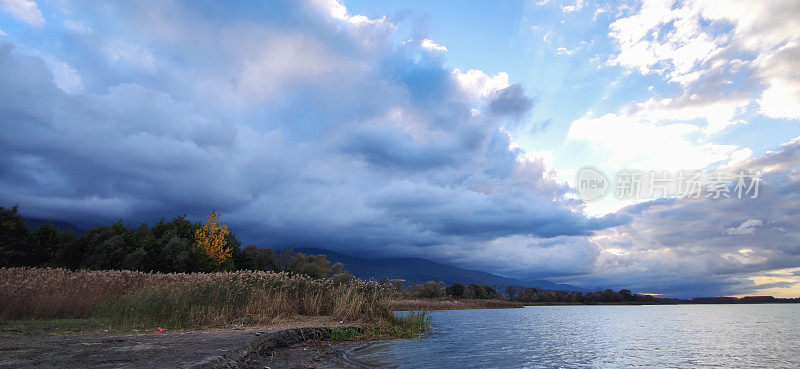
[294,247,585,292]
[23,218,84,235]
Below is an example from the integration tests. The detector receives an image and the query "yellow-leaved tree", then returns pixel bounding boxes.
[194,210,232,269]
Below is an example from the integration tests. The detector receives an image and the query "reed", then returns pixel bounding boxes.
[0,267,392,329]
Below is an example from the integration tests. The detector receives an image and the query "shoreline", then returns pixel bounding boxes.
[5,303,797,368]
[0,324,365,369]
[247,339,365,369]
[390,298,523,311]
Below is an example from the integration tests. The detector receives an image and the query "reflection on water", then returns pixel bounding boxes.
[347,304,800,369]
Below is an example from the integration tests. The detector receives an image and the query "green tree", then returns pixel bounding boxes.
[239,245,277,270]
[446,283,465,298]
[505,285,518,300]
[0,205,30,266]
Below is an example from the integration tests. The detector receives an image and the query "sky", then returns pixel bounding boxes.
[1,0,799,297]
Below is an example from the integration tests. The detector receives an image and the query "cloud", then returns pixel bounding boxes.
[607,0,720,80]
[725,219,763,235]
[568,0,797,218]
[755,42,800,120]
[626,95,751,135]
[488,84,535,120]
[0,0,616,273]
[561,0,584,13]
[566,112,743,171]
[421,39,447,52]
[0,0,44,26]
[452,68,510,98]
[606,0,800,122]
[566,138,800,296]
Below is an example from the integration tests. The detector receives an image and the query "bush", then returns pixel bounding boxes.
[407,281,445,299]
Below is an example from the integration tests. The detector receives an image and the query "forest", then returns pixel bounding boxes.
[0,205,351,282]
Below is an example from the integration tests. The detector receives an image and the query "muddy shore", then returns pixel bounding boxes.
[0,324,369,369]
[246,340,365,369]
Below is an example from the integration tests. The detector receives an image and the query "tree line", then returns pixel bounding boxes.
[508,286,658,304]
[397,281,657,303]
[0,205,352,282]
[398,281,500,299]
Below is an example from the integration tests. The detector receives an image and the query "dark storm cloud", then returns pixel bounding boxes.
[0,0,616,267]
[341,129,460,171]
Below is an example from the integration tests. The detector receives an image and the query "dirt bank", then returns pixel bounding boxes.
[0,323,363,369]
[244,340,364,369]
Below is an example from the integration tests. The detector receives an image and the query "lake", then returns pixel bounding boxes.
[347,305,800,368]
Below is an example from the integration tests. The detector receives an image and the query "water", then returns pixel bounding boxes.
[347,305,800,368]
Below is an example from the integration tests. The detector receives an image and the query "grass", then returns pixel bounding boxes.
[389,311,430,338]
[0,267,431,339]
[328,311,431,340]
[0,267,392,331]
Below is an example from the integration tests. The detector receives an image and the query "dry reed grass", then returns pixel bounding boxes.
[0,268,391,329]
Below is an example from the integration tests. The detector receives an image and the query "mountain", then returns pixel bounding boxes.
[294,247,585,292]
[23,218,84,235]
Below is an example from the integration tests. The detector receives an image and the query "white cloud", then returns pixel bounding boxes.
[314,0,384,27]
[0,0,44,26]
[698,0,800,52]
[421,39,448,53]
[755,42,800,120]
[556,47,575,55]
[452,68,510,98]
[593,7,607,18]
[561,0,584,13]
[725,219,763,235]
[607,0,720,81]
[607,0,800,122]
[759,79,800,120]
[567,113,742,171]
[628,95,750,134]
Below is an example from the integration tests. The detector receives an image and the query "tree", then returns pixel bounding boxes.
[506,285,518,300]
[483,286,497,299]
[194,210,232,269]
[410,281,445,298]
[240,245,277,270]
[29,224,74,267]
[446,283,465,298]
[0,205,30,266]
[469,284,486,299]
